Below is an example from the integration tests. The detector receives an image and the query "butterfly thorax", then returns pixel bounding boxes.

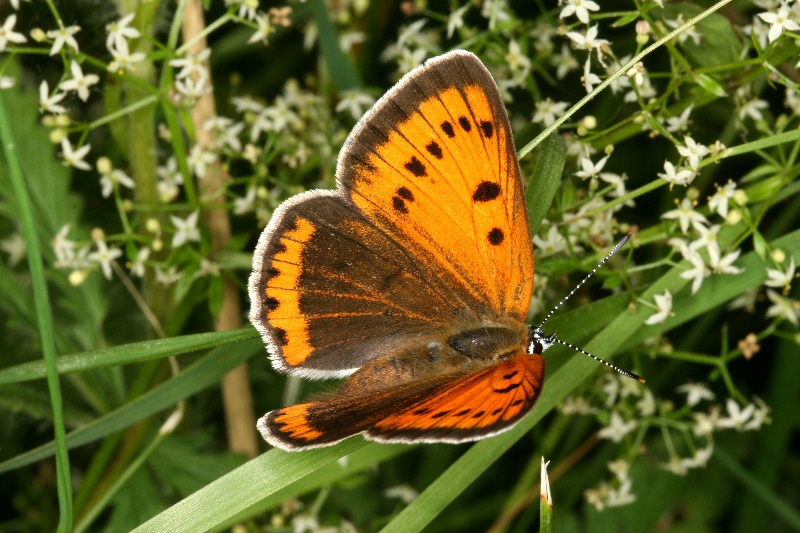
[336,320,529,396]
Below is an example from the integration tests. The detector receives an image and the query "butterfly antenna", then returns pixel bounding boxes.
[553,337,645,383]
[537,232,632,330]
[535,232,643,383]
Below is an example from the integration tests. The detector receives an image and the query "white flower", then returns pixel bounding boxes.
[682,444,714,469]
[636,389,656,416]
[765,289,799,325]
[626,61,645,86]
[505,40,531,85]
[676,383,715,407]
[447,4,471,38]
[693,407,721,437]
[88,238,122,280]
[710,248,743,275]
[644,290,673,325]
[566,25,609,52]
[99,169,135,198]
[226,0,258,21]
[738,89,769,121]
[291,514,318,533]
[59,60,100,102]
[758,3,800,43]
[662,455,687,476]
[717,399,755,430]
[598,172,631,204]
[193,258,220,280]
[533,225,568,256]
[606,478,636,507]
[689,224,721,264]
[680,248,709,295]
[60,139,92,170]
[46,25,81,55]
[598,412,636,442]
[677,136,710,170]
[662,198,708,234]
[665,105,693,133]
[204,116,245,152]
[188,144,216,178]
[623,74,657,103]
[38,81,66,115]
[53,224,77,268]
[559,0,600,24]
[233,186,257,215]
[130,246,149,277]
[108,38,146,73]
[552,44,579,79]
[0,15,27,52]
[0,233,26,266]
[335,89,375,120]
[708,180,737,218]
[248,13,274,44]
[174,75,211,100]
[384,484,418,504]
[157,156,184,203]
[764,256,795,290]
[533,99,569,126]
[170,210,201,247]
[657,160,695,188]
[664,14,702,45]
[155,265,182,285]
[105,13,140,50]
[170,48,211,79]
[743,397,771,430]
[574,153,609,180]
[580,57,602,93]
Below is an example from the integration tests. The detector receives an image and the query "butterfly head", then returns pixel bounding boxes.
[527,326,556,356]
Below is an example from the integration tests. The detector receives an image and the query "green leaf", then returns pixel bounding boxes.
[658,4,742,70]
[308,0,362,91]
[525,132,566,237]
[0,328,257,385]
[0,338,260,474]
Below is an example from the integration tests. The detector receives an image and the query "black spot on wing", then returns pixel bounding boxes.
[473,181,501,202]
[441,121,455,138]
[404,156,427,177]
[265,297,280,311]
[274,327,288,347]
[397,186,414,201]
[487,228,504,246]
[426,141,443,159]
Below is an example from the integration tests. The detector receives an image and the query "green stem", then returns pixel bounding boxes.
[0,82,73,531]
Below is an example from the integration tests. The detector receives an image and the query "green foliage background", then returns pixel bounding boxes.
[0,1,799,531]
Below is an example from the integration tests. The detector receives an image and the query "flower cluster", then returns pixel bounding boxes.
[572,374,770,510]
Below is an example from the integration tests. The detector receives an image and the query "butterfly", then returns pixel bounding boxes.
[249,50,635,451]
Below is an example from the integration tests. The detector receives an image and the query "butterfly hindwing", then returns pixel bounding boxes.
[259,349,546,449]
[368,350,545,442]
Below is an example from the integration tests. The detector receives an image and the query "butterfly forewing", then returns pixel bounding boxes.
[338,51,534,321]
[250,192,482,377]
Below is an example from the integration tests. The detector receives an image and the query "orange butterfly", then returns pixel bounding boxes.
[249,50,634,451]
